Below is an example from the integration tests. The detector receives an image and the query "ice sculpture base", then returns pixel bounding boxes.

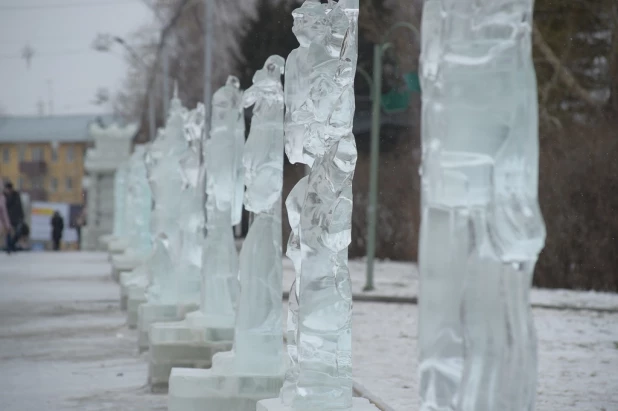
[127,287,147,329]
[98,234,115,250]
[108,238,128,255]
[168,351,286,411]
[137,301,198,353]
[119,270,147,311]
[111,253,144,283]
[256,398,379,411]
[147,310,235,389]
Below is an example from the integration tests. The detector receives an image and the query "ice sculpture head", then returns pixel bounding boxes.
[253,55,285,84]
[292,0,328,47]
[212,75,242,133]
[243,55,285,214]
[184,103,206,151]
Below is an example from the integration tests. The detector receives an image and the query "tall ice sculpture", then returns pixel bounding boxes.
[112,145,153,285]
[168,56,286,411]
[259,1,377,411]
[418,0,546,410]
[148,76,244,389]
[135,91,199,351]
[116,145,153,309]
[106,162,129,259]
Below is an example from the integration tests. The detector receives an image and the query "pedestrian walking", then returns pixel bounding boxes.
[0,179,12,253]
[51,211,64,251]
[3,181,24,254]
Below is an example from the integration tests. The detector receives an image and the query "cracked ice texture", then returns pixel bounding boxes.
[174,104,207,305]
[112,163,128,239]
[234,56,286,375]
[418,1,546,411]
[200,76,244,325]
[145,93,191,304]
[280,1,359,409]
[124,145,152,259]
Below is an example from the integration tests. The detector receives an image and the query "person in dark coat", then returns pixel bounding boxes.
[3,181,24,253]
[51,211,64,251]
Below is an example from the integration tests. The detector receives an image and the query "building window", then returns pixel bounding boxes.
[2,148,8,163]
[51,146,58,162]
[66,177,73,191]
[31,176,43,189]
[66,146,74,163]
[50,177,58,192]
[18,145,26,161]
[32,147,44,161]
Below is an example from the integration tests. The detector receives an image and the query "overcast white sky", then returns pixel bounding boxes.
[0,0,152,116]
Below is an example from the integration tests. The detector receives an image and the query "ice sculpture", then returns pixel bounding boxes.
[124,145,152,259]
[200,75,245,326]
[145,90,189,304]
[175,103,207,304]
[280,1,359,409]
[231,55,286,374]
[112,163,128,240]
[418,1,546,410]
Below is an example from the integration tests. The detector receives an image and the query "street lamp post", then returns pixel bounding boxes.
[92,34,160,142]
[363,22,420,292]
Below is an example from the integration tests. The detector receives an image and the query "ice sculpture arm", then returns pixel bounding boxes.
[488,11,546,263]
[232,106,245,226]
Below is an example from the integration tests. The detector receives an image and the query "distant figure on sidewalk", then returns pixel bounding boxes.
[51,211,64,251]
[0,179,12,253]
[75,209,86,250]
[3,181,24,254]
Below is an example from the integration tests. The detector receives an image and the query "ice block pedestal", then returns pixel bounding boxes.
[127,286,147,329]
[108,237,128,257]
[256,398,378,411]
[168,351,286,410]
[148,311,234,389]
[111,253,145,283]
[136,302,198,353]
[119,268,147,311]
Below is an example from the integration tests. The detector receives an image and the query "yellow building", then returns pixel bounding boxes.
[0,114,108,205]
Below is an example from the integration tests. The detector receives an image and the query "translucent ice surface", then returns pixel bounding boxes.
[145,92,190,304]
[418,1,546,410]
[280,1,359,409]
[124,145,152,259]
[234,56,286,375]
[175,104,207,305]
[200,76,244,325]
[112,163,128,239]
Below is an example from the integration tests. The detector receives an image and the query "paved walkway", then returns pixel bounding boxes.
[0,252,616,411]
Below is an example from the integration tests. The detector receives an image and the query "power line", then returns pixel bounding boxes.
[0,0,140,11]
[0,43,156,61]
[0,49,97,60]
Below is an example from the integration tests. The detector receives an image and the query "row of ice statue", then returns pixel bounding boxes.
[105,1,546,410]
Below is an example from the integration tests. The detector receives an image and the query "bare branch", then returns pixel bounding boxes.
[533,23,604,109]
[134,0,193,141]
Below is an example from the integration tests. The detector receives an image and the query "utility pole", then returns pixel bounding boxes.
[203,0,213,148]
[148,90,156,141]
[198,0,214,236]
[162,44,170,116]
[364,22,420,292]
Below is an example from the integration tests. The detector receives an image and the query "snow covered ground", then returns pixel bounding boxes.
[0,252,616,411]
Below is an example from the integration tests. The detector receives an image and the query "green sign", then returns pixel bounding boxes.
[404,72,421,93]
[380,71,420,113]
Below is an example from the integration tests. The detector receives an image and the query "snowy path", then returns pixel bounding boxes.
[0,252,616,411]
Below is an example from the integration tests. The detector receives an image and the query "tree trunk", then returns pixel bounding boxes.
[609,3,618,115]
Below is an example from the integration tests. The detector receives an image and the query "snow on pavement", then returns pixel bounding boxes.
[0,252,616,411]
